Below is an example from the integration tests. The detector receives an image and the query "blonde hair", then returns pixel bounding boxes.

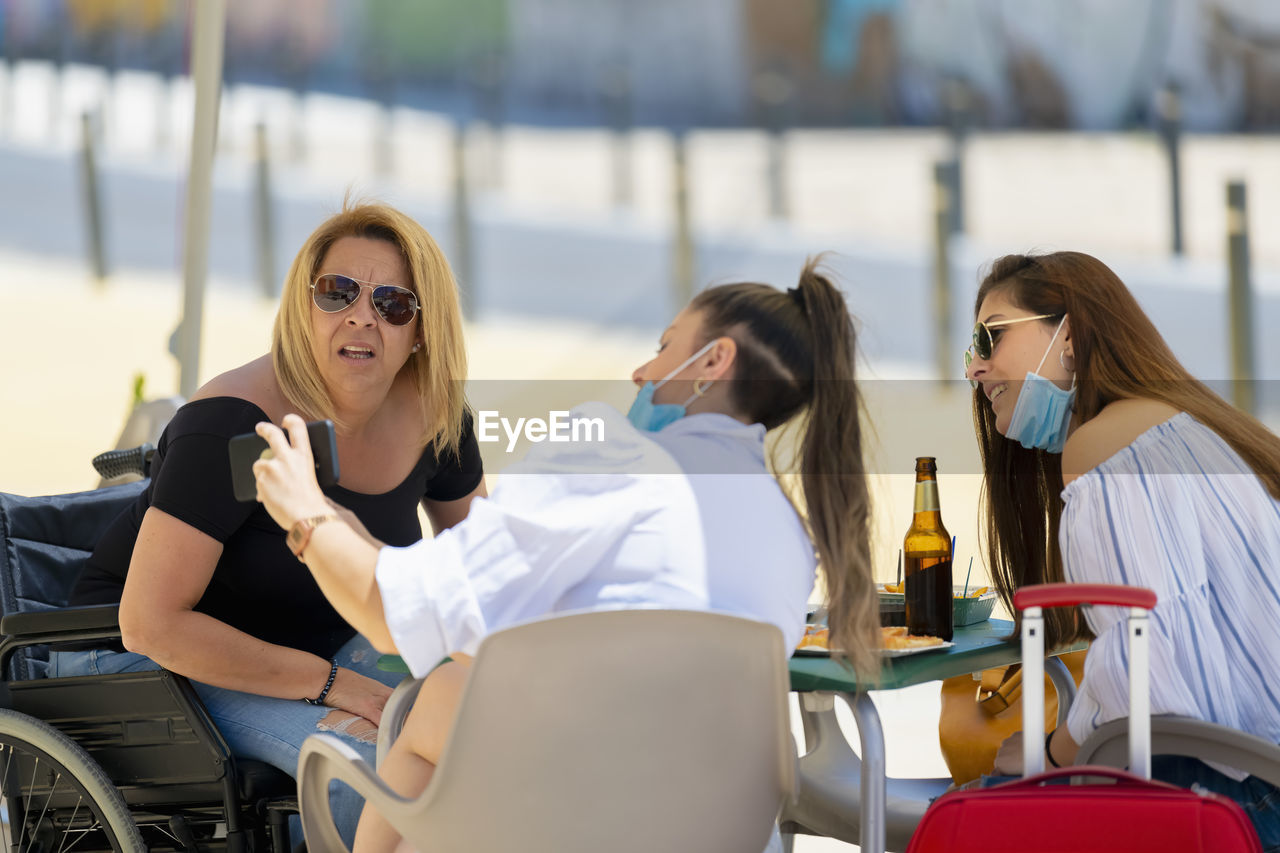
[271,200,468,457]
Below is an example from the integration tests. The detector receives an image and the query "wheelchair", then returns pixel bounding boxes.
[0,445,299,852]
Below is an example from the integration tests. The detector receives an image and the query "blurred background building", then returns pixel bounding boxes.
[6,0,1280,130]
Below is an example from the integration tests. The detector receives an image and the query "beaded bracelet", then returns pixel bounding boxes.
[305,659,338,706]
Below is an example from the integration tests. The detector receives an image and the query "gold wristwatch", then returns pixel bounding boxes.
[287,514,339,563]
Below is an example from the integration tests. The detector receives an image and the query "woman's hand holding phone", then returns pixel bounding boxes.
[253,414,334,533]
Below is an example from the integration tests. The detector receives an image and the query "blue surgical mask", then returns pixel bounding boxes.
[1006,316,1076,454]
[626,341,716,432]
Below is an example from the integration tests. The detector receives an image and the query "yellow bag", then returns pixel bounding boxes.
[937,650,1087,785]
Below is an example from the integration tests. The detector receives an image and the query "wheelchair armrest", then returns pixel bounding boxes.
[0,605,123,674]
[1,604,121,639]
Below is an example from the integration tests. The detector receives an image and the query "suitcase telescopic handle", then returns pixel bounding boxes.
[1017,583,1158,781]
[1014,583,1157,612]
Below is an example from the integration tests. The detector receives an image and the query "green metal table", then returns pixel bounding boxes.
[783,618,1083,853]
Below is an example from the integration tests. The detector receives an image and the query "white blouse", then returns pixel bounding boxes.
[1061,412,1280,776]
[376,403,817,678]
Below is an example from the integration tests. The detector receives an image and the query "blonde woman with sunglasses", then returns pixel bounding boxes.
[964,251,1280,848]
[57,201,486,846]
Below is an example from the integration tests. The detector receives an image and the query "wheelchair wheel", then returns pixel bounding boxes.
[0,708,144,852]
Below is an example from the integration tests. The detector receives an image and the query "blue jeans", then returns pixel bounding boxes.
[1151,756,1280,853]
[49,634,404,847]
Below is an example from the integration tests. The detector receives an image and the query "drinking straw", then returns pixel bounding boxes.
[896,549,902,587]
[963,556,974,597]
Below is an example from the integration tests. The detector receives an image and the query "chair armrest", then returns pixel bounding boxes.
[1077,715,1280,789]
[376,677,424,769]
[0,605,123,672]
[1,604,121,639]
[299,734,428,853]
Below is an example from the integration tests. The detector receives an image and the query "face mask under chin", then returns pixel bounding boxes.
[625,340,717,432]
[1002,316,1075,453]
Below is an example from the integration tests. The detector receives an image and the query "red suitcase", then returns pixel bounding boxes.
[905,583,1263,853]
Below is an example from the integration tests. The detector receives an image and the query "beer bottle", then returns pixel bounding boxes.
[903,457,953,641]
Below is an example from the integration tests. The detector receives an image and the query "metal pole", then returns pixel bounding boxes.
[155,75,170,151]
[374,102,394,176]
[1226,180,1254,414]
[472,52,504,191]
[290,93,306,163]
[155,6,184,152]
[79,110,108,282]
[602,63,633,209]
[944,79,969,235]
[451,120,475,319]
[1158,85,1184,257]
[253,121,276,299]
[671,130,695,312]
[753,70,791,222]
[932,161,954,385]
[766,126,787,221]
[174,0,226,398]
[1,18,13,138]
[612,124,632,209]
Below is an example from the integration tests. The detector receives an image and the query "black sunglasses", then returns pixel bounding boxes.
[310,274,420,327]
[963,313,1060,387]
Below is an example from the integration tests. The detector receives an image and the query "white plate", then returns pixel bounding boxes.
[793,640,955,658]
[880,640,955,657]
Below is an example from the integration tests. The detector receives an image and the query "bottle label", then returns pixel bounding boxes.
[914,481,940,513]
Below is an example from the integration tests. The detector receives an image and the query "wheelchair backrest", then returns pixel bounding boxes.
[0,481,145,681]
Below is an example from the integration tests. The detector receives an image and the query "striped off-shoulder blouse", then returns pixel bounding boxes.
[1060,412,1280,778]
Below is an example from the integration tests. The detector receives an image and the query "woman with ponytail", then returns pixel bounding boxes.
[251,257,876,852]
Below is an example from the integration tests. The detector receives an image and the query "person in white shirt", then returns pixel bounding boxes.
[252,258,879,853]
[963,251,1280,849]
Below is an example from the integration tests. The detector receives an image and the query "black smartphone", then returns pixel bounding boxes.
[227,419,340,503]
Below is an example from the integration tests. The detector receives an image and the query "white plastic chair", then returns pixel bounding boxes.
[299,609,796,853]
[1077,715,1280,788]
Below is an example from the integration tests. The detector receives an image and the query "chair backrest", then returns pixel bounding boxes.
[98,396,181,486]
[0,482,145,680]
[407,608,794,853]
[1077,715,1280,790]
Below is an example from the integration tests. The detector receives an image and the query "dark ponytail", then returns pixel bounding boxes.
[691,257,877,677]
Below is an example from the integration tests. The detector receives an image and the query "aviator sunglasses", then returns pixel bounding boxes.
[963,313,1060,387]
[310,274,420,326]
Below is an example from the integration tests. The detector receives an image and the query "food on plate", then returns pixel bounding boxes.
[880,625,945,650]
[797,625,830,650]
[796,623,946,653]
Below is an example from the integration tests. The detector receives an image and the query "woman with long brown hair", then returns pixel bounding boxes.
[251,257,878,852]
[964,251,1280,848]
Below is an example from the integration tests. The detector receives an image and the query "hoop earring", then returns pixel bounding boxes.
[692,378,713,398]
[1059,349,1073,372]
